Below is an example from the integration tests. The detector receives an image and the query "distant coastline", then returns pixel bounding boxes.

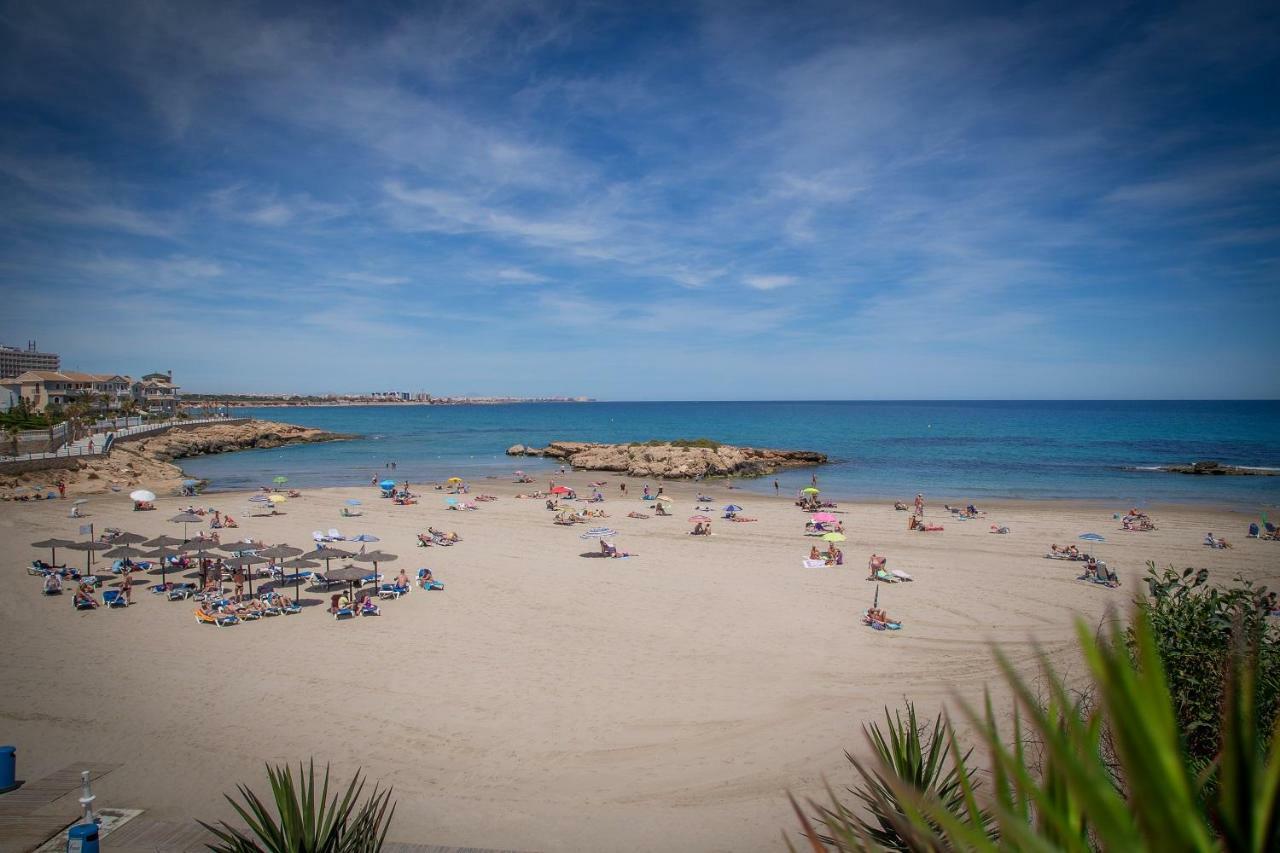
[184,397,595,408]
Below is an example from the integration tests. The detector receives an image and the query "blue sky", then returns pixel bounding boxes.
[1,0,1277,399]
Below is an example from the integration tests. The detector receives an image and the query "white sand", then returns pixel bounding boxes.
[0,476,1275,852]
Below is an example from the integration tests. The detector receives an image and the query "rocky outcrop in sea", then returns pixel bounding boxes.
[506,440,827,479]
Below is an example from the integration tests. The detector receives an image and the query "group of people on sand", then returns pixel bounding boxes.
[417,528,460,547]
[1205,532,1234,549]
[808,543,843,565]
[1122,508,1157,531]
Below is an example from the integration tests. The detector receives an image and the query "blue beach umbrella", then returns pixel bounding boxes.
[182,479,198,487]
[444,497,458,506]
[379,479,396,490]
[724,505,743,513]
[345,498,362,506]
[249,494,270,503]
[580,527,617,539]
[351,533,380,543]
[1078,533,1106,543]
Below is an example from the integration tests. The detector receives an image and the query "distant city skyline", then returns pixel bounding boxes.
[1,1,1277,400]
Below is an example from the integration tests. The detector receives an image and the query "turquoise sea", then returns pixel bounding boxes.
[180,401,1280,508]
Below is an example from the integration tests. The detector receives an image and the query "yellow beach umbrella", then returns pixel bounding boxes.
[802,487,820,494]
[268,494,287,504]
[821,532,846,542]
[447,477,463,483]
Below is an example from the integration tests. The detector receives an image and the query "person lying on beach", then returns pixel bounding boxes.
[44,573,63,594]
[990,525,1010,534]
[731,516,758,522]
[417,533,433,547]
[893,501,909,511]
[627,511,650,519]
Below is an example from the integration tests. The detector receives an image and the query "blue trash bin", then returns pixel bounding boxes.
[67,823,99,853]
[0,746,15,793]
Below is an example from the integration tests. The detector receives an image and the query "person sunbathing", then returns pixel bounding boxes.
[394,569,410,592]
[810,545,821,562]
[627,511,650,519]
[417,533,433,547]
[908,514,920,530]
[894,501,909,511]
[223,515,238,528]
[44,573,63,594]
[74,584,98,608]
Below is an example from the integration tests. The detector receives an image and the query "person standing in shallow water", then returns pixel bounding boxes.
[915,493,925,516]
[774,480,779,495]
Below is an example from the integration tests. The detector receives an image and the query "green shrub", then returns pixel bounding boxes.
[1137,563,1279,770]
[788,605,1280,851]
[200,760,395,853]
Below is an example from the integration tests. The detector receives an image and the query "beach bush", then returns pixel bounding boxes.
[200,760,395,853]
[787,606,1280,851]
[1137,563,1279,771]
[804,702,991,850]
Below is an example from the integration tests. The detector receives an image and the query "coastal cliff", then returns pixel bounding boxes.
[1,420,350,495]
[506,440,827,479]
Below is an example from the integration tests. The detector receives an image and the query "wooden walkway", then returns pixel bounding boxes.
[0,763,120,853]
[0,762,530,853]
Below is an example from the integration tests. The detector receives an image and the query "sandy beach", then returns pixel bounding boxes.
[1,475,1275,852]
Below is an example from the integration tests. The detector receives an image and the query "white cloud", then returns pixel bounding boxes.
[743,274,796,291]
[493,267,550,284]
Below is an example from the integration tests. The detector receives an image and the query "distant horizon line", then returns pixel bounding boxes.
[185,396,1280,404]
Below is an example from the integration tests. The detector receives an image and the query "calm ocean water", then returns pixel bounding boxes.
[180,401,1280,507]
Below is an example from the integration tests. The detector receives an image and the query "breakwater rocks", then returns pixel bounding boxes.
[141,420,352,462]
[506,440,827,479]
[1156,460,1278,477]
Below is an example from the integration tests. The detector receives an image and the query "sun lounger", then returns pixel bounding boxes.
[311,573,343,590]
[102,589,128,608]
[333,605,355,620]
[166,583,197,600]
[890,569,914,582]
[328,528,345,541]
[379,583,407,599]
[73,597,97,610]
[313,530,328,542]
[416,569,445,590]
[872,569,897,583]
[194,608,239,626]
[361,600,381,616]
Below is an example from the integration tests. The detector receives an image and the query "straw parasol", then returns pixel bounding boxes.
[111,532,148,545]
[258,544,303,585]
[104,545,148,561]
[279,557,319,600]
[169,511,203,539]
[324,564,372,606]
[303,546,352,582]
[31,538,76,566]
[225,554,268,596]
[140,536,180,584]
[67,540,110,574]
[352,550,397,583]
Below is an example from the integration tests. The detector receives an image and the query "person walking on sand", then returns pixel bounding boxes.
[620,482,627,496]
[57,479,66,499]
[914,493,924,516]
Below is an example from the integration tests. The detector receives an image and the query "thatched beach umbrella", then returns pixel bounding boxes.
[257,544,302,584]
[303,545,351,574]
[226,554,268,596]
[143,535,182,580]
[352,550,397,584]
[169,511,202,539]
[279,557,319,600]
[67,540,110,574]
[31,537,76,567]
[111,532,148,545]
[324,564,371,606]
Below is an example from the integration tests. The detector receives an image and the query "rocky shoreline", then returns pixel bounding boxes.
[1153,460,1278,477]
[507,440,827,479]
[1,419,351,495]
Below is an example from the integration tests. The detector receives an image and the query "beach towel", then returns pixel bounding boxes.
[802,559,827,568]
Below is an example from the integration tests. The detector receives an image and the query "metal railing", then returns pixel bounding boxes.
[0,415,246,463]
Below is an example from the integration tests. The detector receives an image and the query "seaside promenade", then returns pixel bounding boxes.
[0,416,246,470]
